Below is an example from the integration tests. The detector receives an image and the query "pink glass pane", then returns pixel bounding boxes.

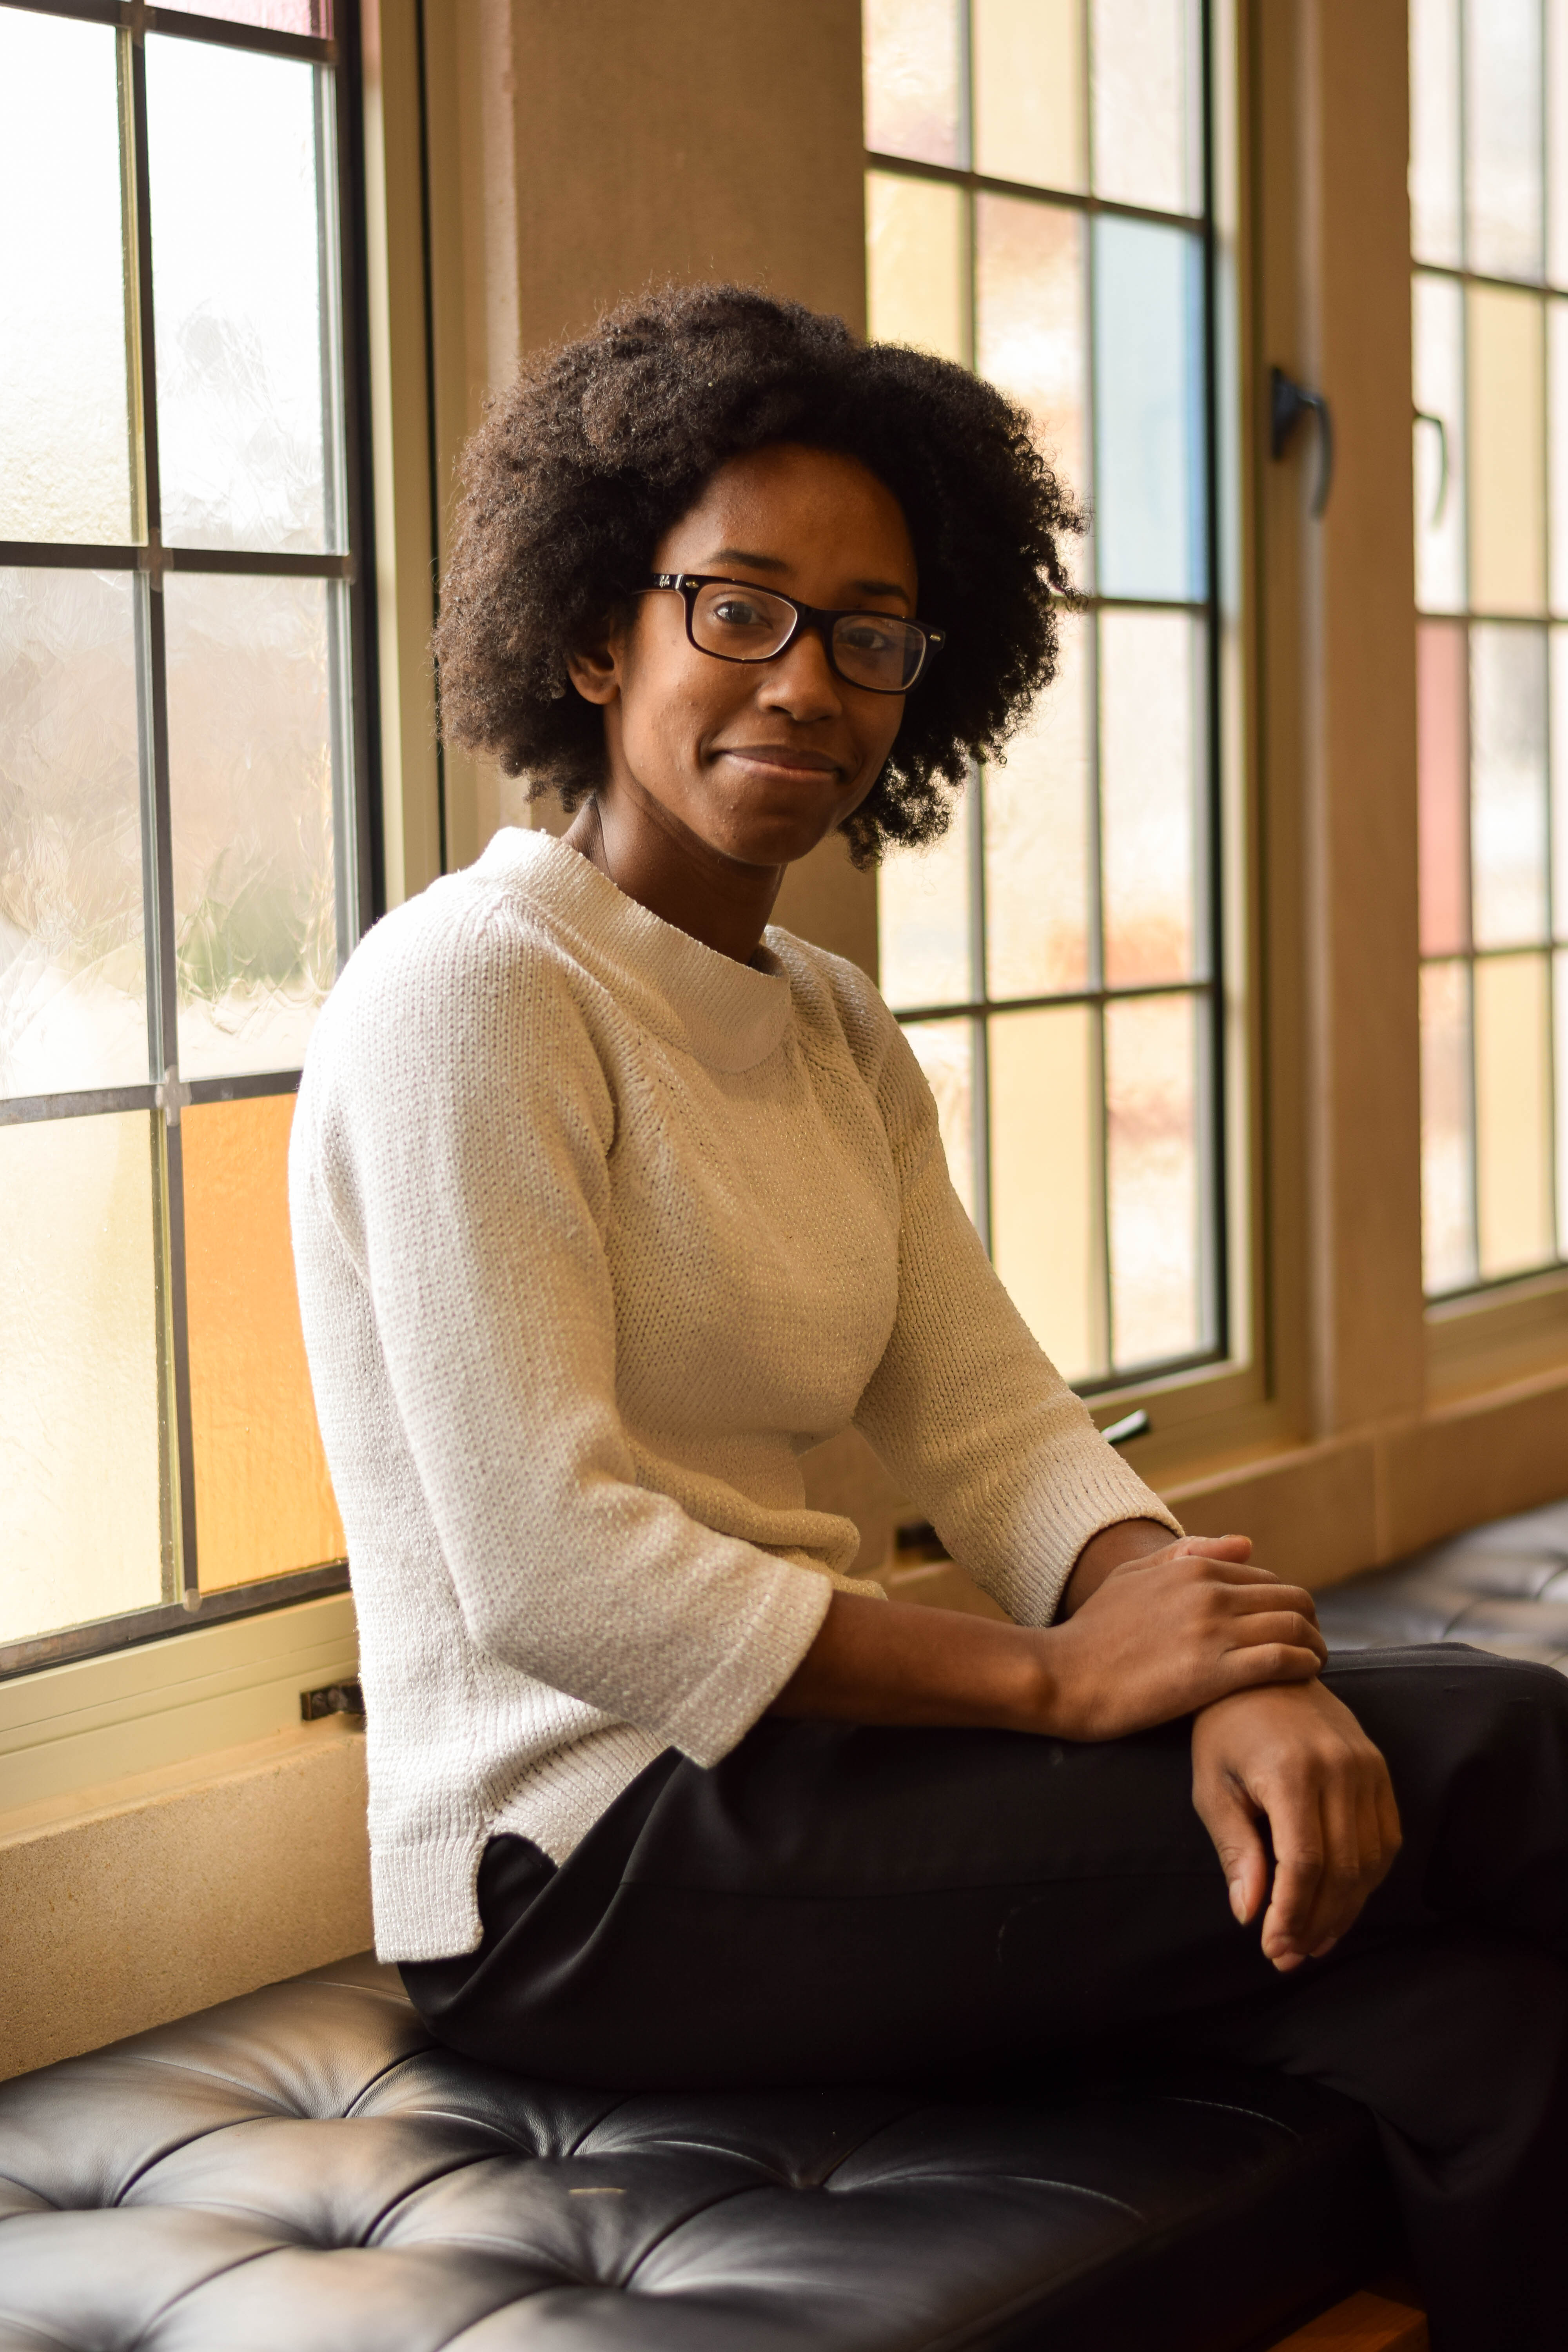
[902,1018,977,1223]
[1419,958,1475,1294]
[863,0,964,167]
[152,1,330,31]
[1105,991,1204,1368]
[1417,619,1470,956]
[975,196,1087,515]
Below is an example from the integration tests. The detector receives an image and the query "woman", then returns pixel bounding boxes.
[292,285,1568,2348]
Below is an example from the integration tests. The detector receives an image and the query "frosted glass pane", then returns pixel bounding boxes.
[1420,959,1476,1294]
[984,610,1092,999]
[1465,0,1544,280]
[0,568,147,1100]
[184,1093,343,1590]
[1099,608,1201,987]
[1410,0,1463,267]
[1413,273,1466,614]
[147,37,339,554]
[167,573,340,1078]
[863,0,964,167]
[156,0,330,25]
[1417,620,1470,957]
[1090,0,1200,215]
[973,0,1085,193]
[1093,216,1205,600]
[1470,624,1548,946]
[975,197,1087,520]
[0,1112,163,1644]
[1467,285,1546,616]
[1474,951,1553,1277]
[903,1018,977,1223]
[0,9,134,544]
[1105,991,1202,1367]
[1551,303,1568,613]
[866,172,967,362]
[878,797,972,1013]
[1556,952,1568,1242]
[1551,628,1568,933]
[989,1005,1104,1381]
[1550,0,1568,284]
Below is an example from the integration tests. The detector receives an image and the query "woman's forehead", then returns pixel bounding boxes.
[659,445,917,592]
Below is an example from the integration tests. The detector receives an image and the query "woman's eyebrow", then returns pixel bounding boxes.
[702,548,912,605]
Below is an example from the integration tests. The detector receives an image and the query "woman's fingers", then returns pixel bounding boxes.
[1220,1606,1328,1666]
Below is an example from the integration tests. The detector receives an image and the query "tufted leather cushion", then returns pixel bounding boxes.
[0,1952,1392,2351]
[1317,1498,1568,1668]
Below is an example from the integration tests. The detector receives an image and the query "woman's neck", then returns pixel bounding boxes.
[563,790,785,965]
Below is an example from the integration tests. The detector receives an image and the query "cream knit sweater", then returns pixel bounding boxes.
[289,827,1179,1963]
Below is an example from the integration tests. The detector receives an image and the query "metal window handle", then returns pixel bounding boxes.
[1270,366,1335,518]
[1413,407,1449,524]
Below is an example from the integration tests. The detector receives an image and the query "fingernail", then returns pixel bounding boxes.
[1272,1954,1303,1973]
[1310,1937,1338,1959]
[1229,1881,1246,1922]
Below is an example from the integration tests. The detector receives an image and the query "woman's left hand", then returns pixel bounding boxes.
[1190,1679,1403,1971]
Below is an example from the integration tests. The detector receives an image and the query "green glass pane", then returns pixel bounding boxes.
[0,1111,165,1645]
[988,1003,1105,1382]
[1419,958,1476,1294]
[1091,214,1205,600]
[0,568,147,1100]
[0,7,135,543]
[166,573,341,1079]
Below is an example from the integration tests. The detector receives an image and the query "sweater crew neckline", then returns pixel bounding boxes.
[477,826,793,1074]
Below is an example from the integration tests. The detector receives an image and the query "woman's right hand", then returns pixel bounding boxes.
[1039,1535,1327,1742]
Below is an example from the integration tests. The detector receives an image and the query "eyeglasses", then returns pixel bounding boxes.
[641,573,946,694]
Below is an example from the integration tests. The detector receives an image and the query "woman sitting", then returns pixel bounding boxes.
[291,283,1568,2352]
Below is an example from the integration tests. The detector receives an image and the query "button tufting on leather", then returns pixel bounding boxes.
[0,1951,1397,2352]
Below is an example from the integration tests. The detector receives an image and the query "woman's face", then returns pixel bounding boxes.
[568,443,918,871]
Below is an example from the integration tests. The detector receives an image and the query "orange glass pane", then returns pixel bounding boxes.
[1417,620,1470,956]
[181,1091,343,1590]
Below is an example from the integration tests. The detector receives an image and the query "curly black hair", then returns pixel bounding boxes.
[434,282,1082,865]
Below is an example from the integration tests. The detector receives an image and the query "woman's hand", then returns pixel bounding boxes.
[1191,1679,1402,1970]
[771,1528,1325,1742]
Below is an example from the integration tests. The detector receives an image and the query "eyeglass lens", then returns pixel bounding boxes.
[689,581,925,691]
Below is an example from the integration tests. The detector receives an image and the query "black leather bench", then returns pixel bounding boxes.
[0,1952,1394,2351]
[1316,1496,1568,1667]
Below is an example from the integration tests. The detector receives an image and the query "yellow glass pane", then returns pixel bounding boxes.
[1419,958,1475,1295]
[0,1112,164,1644]
[182,1091,344,1589]
[1466,284,1546,617]
[1474,951,1553,1279]
[989,1004,1105,1382]
[972,0,1085,193]
[983,607,1092,999]
[866,171,967,362]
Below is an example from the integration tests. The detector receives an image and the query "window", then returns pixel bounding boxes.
[863,0,1224,1391]
[0,0,370,1672]
[1412,0,1568,1298]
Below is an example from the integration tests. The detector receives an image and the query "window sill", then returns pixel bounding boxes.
[1426,1267,1568,1404]
[0,1593,358,1817]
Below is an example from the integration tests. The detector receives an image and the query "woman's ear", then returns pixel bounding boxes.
[566,619,621,707]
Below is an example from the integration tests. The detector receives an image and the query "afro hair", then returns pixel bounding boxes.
[432,281,1082,866]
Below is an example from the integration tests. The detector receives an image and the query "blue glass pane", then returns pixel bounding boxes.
[1091,215,1206,601]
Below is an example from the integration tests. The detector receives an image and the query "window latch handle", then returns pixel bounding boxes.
[1270,367,1334,518]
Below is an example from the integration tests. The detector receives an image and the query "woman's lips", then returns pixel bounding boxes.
[716,745,846,779]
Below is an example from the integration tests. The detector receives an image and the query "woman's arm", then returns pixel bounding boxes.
[771,1523,1327,1741]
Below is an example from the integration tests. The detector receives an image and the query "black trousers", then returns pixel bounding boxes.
[403,1648,1568,2352]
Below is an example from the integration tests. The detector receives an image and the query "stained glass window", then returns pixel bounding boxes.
[0,0,367,1667]
[1412,0,1568,1294]
[866,0,1221,1386]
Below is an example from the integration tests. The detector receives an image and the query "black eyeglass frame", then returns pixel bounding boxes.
[642,573,946,693]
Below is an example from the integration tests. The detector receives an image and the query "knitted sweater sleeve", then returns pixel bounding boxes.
[294,898,832,1767]
[852,1006,1182,1626]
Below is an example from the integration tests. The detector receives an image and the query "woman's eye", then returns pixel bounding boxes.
[840,621,895,652]
[712,598,768,626]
